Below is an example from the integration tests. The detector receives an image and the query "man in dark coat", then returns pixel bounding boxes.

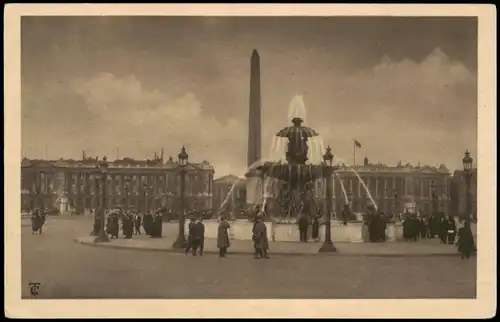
[419,217,427,239]
[31,210,40,235]
[428,215,436,238]
[456,220,475,259]
[38,211,46,234]
[111,213,119,238]
[151,213,162,238]
[133,213,142,235]
[341,205,350,226]
[143,212,152,236]
[402,213,412,242]
[252,216,270,259]
[122,214,134,239]
[184,218,197,255]
[376,212,387,242]
[194,218,205,256]
[298,215,309,242]
[311,215,320,242]
[439,215,448,244]
[217,216,231,258]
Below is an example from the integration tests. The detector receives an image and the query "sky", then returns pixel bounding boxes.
[21,16,478,177]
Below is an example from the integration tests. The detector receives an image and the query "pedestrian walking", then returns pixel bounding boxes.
[31,210,40,235]
[134,213,142,235]
[311,215,320,242]
[185,218,196,255]
[217,216,231,258]
[252,216,269,259]
[456,220,475,259]
[439,215,448,244]
[195,218,205,256]
[418,217,426,239]
[298,215,309,242]
[122,214,134,239]
[446,217,457,244]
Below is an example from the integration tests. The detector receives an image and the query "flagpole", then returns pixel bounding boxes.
[353,140,356,166]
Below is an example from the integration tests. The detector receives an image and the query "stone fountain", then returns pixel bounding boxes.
[246,117,338,220]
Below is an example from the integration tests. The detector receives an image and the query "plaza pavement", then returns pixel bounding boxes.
[20,216,477,299]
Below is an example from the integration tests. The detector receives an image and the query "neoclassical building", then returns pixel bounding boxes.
[21,152,215,214]
[327,158,452,216]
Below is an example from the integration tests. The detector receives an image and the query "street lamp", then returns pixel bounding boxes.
[431,182,438,216]
[94,156,110,243]
[90,169,100,236]
[319,146,337,253]
[462,150,474,221]
[173,146,189,249]
[37,171,45,210]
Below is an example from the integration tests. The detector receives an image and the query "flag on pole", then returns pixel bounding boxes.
[354,140,362,148]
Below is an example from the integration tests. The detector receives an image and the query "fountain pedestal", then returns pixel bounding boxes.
[197,220,403,243]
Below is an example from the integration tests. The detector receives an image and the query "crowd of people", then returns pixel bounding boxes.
[30,209,46,235]
[102,210,164,239]
[28,203,474,260]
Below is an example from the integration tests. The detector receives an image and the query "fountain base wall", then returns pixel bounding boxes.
[245,170,263,206]
[192,220,404,243]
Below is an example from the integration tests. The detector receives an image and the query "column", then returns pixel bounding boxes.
[121,174,125,206]
[153,175,157,210]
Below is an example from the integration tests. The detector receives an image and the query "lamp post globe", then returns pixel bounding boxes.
[94,156,110,243]
[319,146,337,253]
[173,146,189,249]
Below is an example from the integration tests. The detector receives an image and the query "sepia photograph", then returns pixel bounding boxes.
[5,3,496,319]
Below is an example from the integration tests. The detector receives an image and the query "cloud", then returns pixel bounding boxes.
[261,47,477,170]
[22,73,248,175]
[22,47,477,175]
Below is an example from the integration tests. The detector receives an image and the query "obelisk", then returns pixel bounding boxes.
[245,49,263,207]
[247,49,261,167]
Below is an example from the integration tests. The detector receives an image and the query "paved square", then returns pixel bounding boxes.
[21,217,476,299]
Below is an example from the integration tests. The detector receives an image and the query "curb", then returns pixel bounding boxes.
[74,239,466,258]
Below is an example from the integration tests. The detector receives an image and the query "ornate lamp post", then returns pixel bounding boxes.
[173,146,189,249]
[90,168,100,236]
[319,146,337,253]
[462,150,474,221]
[37,171,45,210]
[94,157,110,243]
[431,183,438,216]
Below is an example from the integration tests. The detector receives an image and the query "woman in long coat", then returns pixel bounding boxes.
[446,217,457,244]
[456,221,475,259]
[311,216,320,241]
[31,210,40,235]
[217,216,231,258]
[252,217,270,259]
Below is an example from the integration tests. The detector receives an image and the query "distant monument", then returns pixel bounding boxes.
[246,49,263,206]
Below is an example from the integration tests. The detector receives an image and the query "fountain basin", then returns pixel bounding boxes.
[189,220,404,243]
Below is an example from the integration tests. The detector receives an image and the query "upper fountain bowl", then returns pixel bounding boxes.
[275,117,319,138]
